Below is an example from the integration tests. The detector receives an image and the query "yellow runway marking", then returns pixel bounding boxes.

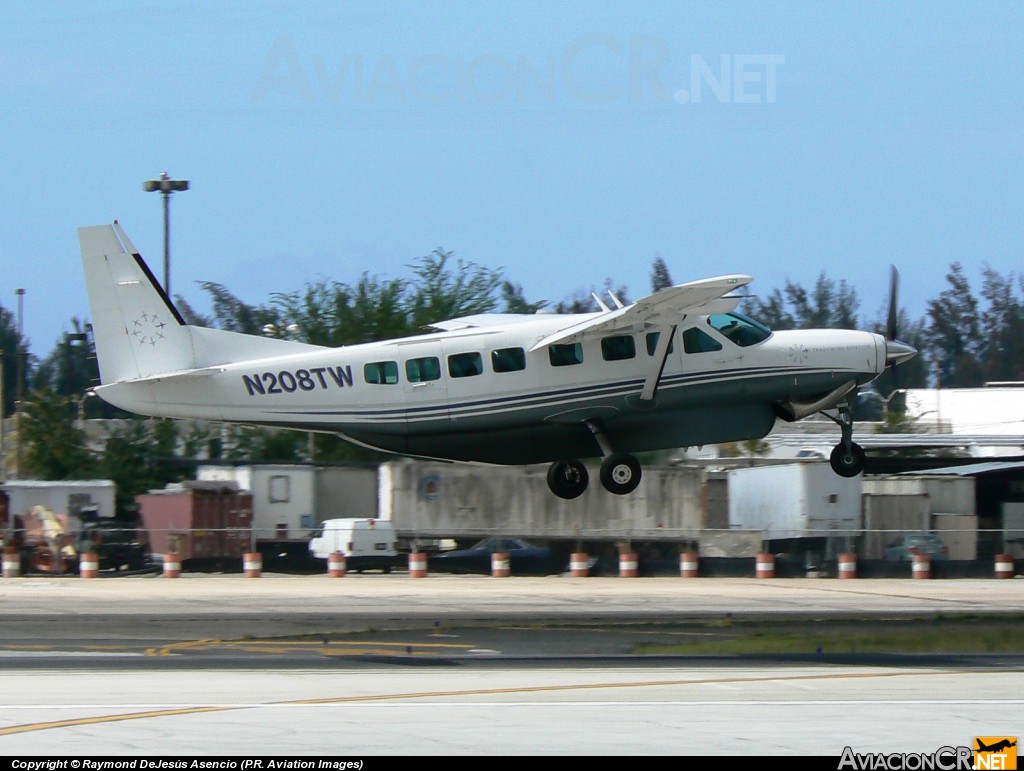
[0,669,973,736]
[146,638,473,656]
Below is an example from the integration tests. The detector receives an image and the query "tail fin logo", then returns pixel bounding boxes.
[132,311,168,347]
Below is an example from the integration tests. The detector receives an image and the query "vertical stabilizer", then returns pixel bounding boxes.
[79,223,196,383]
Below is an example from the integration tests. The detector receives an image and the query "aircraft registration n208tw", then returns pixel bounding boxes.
[79,222,917,499]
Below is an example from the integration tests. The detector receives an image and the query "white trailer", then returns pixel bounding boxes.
[196,464,377,555]
[727,462,861,547]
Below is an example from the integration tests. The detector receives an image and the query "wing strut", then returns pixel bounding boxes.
[640,324,677,402]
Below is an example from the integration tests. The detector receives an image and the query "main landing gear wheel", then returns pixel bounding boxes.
[830,442,866,478]
[547,460,589,499]
[600,453,642,495]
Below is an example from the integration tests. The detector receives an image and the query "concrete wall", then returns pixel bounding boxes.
[380,460,706,541]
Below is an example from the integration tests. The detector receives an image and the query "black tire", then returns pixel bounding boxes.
[599,453,642,495]
[830,442,866,477]
[546,460,589,499]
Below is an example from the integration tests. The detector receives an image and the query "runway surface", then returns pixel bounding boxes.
[0,574,1022,755]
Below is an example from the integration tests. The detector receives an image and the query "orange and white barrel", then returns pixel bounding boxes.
[163,551,181,578]
[328,552,347,577]
[244,552,263,578]
[570,552,590,577]
[756,553,775,579]
[79,551,99,579]
[619,552,638,578]
[679,551,699,578]
[837,553,858,579]
[408,551,428,578]
[911,554,931,579]
[994,553,1014,579]
[491,551,510,577]
[2,547,20,578]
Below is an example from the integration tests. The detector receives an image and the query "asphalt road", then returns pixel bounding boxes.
[1,573,1022,755]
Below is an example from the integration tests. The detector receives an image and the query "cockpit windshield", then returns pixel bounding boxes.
[707,312,772,347]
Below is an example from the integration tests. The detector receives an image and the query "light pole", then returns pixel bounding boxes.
[143,172,190,295]
[14,288,24,480]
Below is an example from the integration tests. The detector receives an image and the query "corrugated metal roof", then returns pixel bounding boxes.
[902,460,1024,476]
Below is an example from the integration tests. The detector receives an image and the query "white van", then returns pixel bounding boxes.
[308,518,399,572]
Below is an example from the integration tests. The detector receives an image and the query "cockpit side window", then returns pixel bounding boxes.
[707,312,772,347]
[683,327,722,354]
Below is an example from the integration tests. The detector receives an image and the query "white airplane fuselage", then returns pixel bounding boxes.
[80,221,911,494]
[96,314,886,465]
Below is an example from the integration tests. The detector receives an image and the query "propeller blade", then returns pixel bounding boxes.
[887,265,899,343]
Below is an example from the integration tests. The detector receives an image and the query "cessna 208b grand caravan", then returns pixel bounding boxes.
[79,222,916,499]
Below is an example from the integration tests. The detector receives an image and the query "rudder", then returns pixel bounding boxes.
[79,222,196,383]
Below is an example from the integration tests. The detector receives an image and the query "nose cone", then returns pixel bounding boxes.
[885,339,917,367]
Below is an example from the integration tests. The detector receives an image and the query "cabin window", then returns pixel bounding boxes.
[405,356,441,383]
[491,347,526,373]
[447,352,483,378]
[645,331,675,356]
[601,335,636,361]
[683,327,722,354]
[707,312,772,347]
[549,342,583,367]
[364,360,399,384]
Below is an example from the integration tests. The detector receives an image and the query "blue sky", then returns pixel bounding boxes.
[2,1,1022,354]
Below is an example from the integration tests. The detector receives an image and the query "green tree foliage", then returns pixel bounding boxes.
[405,249,502,328]
[20,389,94,479]
[650,255,673,292]
[500,281,546,314]
[97,419,191,511]
[925,263,985,387]
[0,303,31,418]
[979,266,1024,383]
[745,273,859,330]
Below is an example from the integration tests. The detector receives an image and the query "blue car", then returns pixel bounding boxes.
[430,537,562,575]
[884,533,950,561]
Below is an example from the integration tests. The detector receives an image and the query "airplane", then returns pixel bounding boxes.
[78,221,917,499]
[976,739,1016,753]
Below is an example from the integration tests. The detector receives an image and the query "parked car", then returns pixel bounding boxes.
[884,533,950,561]
[430,537,563,575]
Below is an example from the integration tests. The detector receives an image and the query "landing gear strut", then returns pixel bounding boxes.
[545,418,645,498]
[827,399,866,478]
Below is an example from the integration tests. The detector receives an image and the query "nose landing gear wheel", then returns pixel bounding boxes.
[830,442,866,478]
[600,453,642,495]
[547,460,589,499]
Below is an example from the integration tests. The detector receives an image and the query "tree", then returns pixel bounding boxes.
[744,273,860,330]
[979,266,1024,383]
[926,263,984,387]
[20,389,94,479]
[97,419,191,511]
[406,248,503,328]
[500,281,546,314]
[650,255,673,292]
[0,303,31,419]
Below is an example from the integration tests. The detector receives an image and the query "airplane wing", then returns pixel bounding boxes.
[429,313,538,332]
[528,275,752,352]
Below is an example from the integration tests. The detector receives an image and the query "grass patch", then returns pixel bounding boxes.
[634,616,1024,655]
